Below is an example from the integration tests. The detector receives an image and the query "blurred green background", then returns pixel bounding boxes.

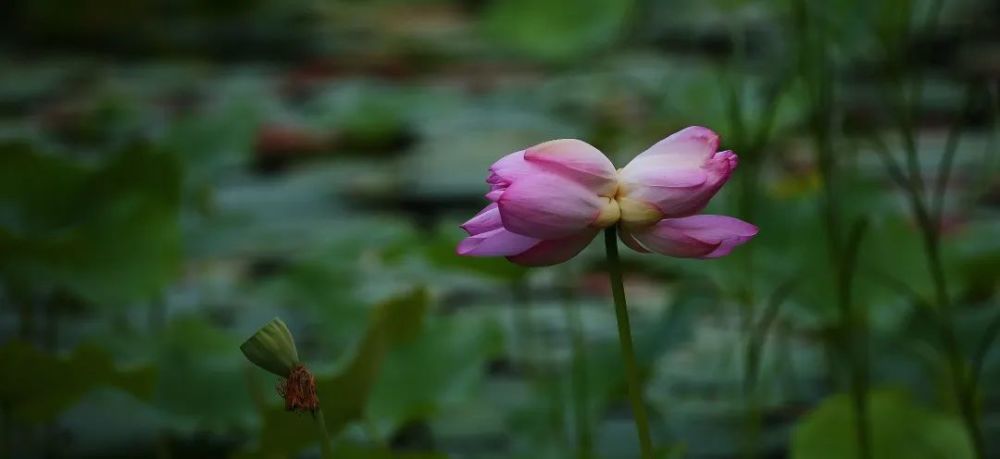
[0,0,998,458]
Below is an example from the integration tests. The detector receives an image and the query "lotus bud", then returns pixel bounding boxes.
[241,318,320,412]
[240,318,300,377]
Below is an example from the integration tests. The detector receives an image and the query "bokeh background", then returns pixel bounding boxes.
[1,0,999,458]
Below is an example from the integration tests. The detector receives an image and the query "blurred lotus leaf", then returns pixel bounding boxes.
[791,389,974,459]
[368,314,504,428]
[154,316,257,430]
[0,340,156,423]
[0,141,182,307]
[162,95,262,186]
[313,84,412,154]
[483,0,633,62]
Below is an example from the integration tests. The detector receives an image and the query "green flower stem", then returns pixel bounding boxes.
[561,276,593,458]
[311,409,334,459]
[512,279,536,376]
[604,227,654,459]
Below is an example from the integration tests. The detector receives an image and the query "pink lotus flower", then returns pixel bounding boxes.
[457,126,758,266]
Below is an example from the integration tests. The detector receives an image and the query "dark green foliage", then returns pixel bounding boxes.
[0,142,182,306]
[0,340,156,423]
[483,0,633,62]
[0,0,997,457]
[792,389,974,459]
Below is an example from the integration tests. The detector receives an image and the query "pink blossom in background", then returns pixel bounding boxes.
[457,126,758,266]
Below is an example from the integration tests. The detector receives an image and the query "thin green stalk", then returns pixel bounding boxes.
[603,227,654,459]
[311,410,335,459]
[919,227,985,459]
[512,279,536,376]
[744,280,797,396]
[740,395,762,459]
[796,1,873,453]
[932,84,976,224]
[741,279,795,459]
[728,62,785,459]
[806,66,873,459]
[841,219,872,459]
[896,92,924,198]
[539,314,568,450]
[970,308,1000,394]
[875,8,985,451]
[869,135,914,193]
[969,84,999,200]
[875,134,986,458]
[561,284,593,458]
[725,25,747,146]
[736,300,763,456]
[750,79,787,156]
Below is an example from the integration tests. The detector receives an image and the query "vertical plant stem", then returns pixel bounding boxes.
[840,220,872,459]
[741,298,764,459]
[794,0,873,452]
[536,301,567,447]
[725,24,747,146]
[876,129,986,459]
[931,84,975,221]
[874,3,985,449]
[880,115,984,456]
[311,410,335,459]
[971,309,1000,394]
[561,282,593,459]
[920,228,985,458]
[512,279,536,376]
[741,280,796,459]
[740,396,762,459]
[905,80,984,457]
[603,227,654,459]
[729,69,784,459]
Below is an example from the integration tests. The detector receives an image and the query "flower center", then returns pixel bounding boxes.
[591,174,665,229]
[616,195,662,227]
[592,196,621,228]
[613,177,662,227]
